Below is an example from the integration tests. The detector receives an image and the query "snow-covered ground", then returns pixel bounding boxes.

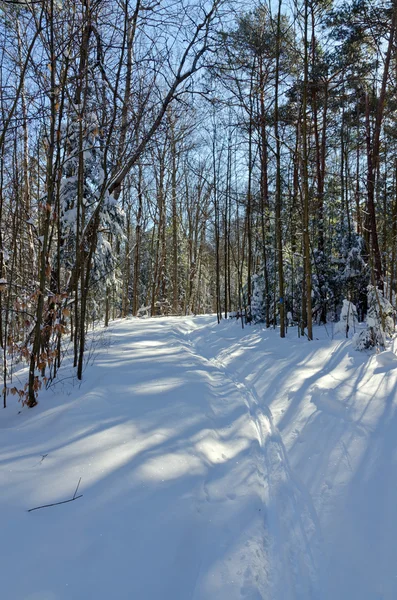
[2,315,397,600]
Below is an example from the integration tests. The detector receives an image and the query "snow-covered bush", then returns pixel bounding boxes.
[353,285,395,350]
[334,299,358,337]
[368,286,395,336]
[352,327,374,351]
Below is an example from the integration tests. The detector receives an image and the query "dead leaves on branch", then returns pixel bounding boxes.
[4,290,71,407]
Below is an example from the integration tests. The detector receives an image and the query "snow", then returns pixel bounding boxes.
[62,207,77,226]
[376,350,397,366]
[334,298,358,337]
[2,316,397,599]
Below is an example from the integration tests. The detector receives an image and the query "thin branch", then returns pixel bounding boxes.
[73,476,81,499]
[27,495,83,512]
[27,478,83,512]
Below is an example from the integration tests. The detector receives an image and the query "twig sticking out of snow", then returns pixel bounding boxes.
[27,478,83,512]
[73,477,82,499]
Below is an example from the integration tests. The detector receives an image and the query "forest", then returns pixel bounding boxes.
[0,0,396,406]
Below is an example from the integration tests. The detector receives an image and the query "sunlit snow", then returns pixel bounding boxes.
[2,315,397,600]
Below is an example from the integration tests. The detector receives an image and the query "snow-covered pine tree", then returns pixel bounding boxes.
[330,232,369,322]
[311,249,333,324]
[251,273,267,323]
[60,96,124,313]
[353,285,395,350]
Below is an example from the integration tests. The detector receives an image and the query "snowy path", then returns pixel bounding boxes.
[0,317,271,600]
[187,330,321,599]
[2,316,397,600]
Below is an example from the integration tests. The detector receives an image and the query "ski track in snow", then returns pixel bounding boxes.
[185,329,322,600]
[164,325,271,600]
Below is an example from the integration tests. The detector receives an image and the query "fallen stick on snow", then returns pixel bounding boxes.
[27,478,82,512]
